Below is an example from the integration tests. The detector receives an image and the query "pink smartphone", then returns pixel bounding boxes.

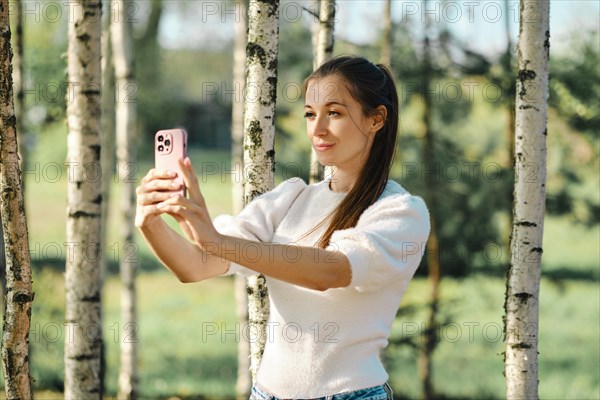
[155,129,187,197]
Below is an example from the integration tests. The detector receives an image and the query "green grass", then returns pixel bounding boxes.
[4,270,598,399]
[387,275,600,399]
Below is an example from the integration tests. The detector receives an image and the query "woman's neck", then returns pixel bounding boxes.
[327,167,358,193]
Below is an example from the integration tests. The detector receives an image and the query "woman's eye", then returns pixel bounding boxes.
[304,112,315,119]
[328,110,340,116]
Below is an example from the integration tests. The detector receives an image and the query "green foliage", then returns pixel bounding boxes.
[549,30,599,140]
[16,4,67,128]
[545,30,600,225]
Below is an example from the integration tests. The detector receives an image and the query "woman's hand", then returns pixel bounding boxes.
[154,157,222,250]
[135,168,182,229]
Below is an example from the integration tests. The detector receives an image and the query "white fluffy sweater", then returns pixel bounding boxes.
[213,178,430,398]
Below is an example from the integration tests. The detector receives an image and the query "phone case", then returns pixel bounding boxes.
[155,129,188,197]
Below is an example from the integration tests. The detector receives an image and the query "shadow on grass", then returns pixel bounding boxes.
[31,252,164,275]
[471,265,599,283]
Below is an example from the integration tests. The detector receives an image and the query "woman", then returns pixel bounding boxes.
[135,56,430,399]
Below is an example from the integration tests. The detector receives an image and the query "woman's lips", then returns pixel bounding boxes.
[314,143,334,151]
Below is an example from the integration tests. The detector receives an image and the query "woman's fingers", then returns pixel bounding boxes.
[141,168,175,184]
[178,158,204,204]
[137,190,174,206]
[137,174,182,197]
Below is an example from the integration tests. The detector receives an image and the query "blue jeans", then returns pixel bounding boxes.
[249,383,393,400]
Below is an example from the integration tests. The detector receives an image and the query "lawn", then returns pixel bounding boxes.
[6,267,598,399]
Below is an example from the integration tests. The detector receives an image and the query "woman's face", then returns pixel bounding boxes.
[304,75,379,175]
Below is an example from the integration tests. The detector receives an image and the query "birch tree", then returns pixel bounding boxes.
[380,0,392,66]
[243,0,280,383]
[111,0,139,398]
[100,0,116,281]
[309,0,335,184]
[0,1,33,396]
[1,0,25,303]
[505,1,550,398]
[230,0,251,397]
[65,1,104,398]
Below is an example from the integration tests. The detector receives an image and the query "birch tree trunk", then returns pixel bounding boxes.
[310,0,320,71]
[0,1,34,395]
[1,0,25,302]
[380,0,392,66]
[65,1,104,398]
[243,0,280,383]
[309,0,335,184]
[111,1,139,398]
[101,0,115,279]
[230,1,251,397]
[504,1,549,398]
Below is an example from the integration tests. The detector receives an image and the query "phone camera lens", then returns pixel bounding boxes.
[158,135,164,142]
[165,140,171,146]
[158,145,164,152]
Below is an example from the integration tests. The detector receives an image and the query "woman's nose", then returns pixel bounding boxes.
[311,117,328,137]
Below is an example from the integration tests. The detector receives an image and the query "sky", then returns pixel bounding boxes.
[158,0,600,58]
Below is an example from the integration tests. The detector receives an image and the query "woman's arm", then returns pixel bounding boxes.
[135,168,229,282]
[156,158,352,290]
[206,234,351,291]
[138,219,230,283]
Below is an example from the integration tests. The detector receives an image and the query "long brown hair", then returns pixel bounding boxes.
[302,56,399,248]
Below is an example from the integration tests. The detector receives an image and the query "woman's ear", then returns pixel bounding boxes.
[370,105,387,133]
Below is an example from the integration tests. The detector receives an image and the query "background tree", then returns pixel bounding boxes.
[243,0,280,383]
[0,0,34,396]
[133,0,164,145]
[111,0,139,398]
[64,1,104,397]
[504,1,550,398]
[379,0,392,66]
[308,0,335,184]
[418,9,440,398]
[230,0,251,397]
[545,30,599,224]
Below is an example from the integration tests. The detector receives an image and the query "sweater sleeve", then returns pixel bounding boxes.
[326,193,430,292]
[212,177,307,276]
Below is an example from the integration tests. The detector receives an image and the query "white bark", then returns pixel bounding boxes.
[309,0,335,184]
[315,0,335,69]
[243,0,280,383]
[101,0,115,280]
[505,1,550,398]
[231,1,251,397]
[65,1,104,398]
[310,0,320,71]
[111,0,139,398]
[0,1,34,396]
